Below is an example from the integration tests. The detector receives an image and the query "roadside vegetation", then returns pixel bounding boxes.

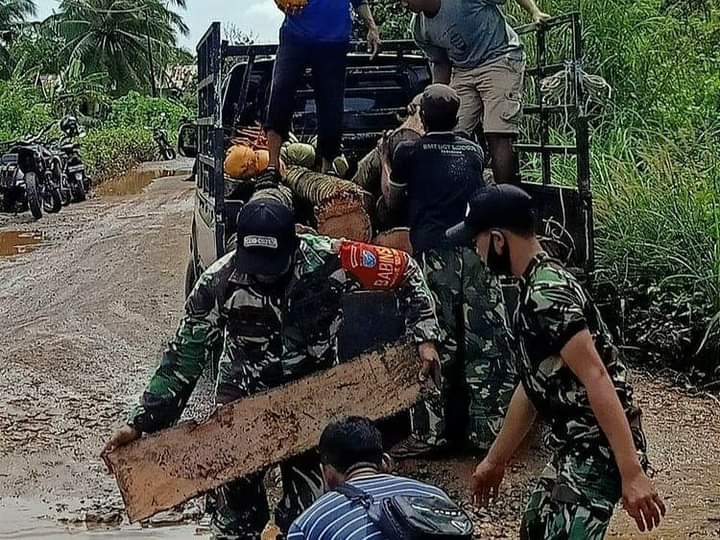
[0,0,193,181]
[1,0,718,376]
[370,0,720,376]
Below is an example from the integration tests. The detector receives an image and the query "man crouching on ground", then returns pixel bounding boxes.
[447,185,665,538]
[103,199,441,539]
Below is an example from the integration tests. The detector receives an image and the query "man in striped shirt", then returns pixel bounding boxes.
[287,417,452,539]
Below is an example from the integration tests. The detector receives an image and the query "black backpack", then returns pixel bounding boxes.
[334,482,474,540]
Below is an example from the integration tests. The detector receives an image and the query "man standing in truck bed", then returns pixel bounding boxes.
[261,0,381,181]
[103,199,441,539]
[401,0,550,184]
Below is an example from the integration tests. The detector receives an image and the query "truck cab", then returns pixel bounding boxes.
[179,14,594,358]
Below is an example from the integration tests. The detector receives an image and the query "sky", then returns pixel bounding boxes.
[34,0,285,50]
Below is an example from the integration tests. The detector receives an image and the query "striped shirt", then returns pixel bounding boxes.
[287,474,451,540]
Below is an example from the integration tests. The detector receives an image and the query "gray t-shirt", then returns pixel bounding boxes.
[412,0,522,69]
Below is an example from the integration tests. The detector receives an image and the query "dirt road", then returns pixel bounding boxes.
[0,173,718,538]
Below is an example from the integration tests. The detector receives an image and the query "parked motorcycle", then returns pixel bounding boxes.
[153,127,177,161]
[52,116,90,202]
[0,125,62,219]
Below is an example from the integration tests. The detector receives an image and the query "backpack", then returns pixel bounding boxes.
[334,481,474,540]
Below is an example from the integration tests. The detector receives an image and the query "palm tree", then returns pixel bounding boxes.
[50,0,188,94]
[0,0,38,72]
[0,0,36,29]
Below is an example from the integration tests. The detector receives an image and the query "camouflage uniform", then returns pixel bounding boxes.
[515,252,647,540]
[128,234,440,538]
[410,247,516,450]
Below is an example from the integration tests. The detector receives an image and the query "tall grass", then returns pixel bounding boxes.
[506,0,720,373]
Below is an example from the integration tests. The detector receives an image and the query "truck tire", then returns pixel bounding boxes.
[184,257,197,299]
[25,172,42,219]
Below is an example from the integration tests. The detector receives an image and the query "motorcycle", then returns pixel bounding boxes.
[153,127,177,161]
[57,139,89,202]
[46,116,91,204]
[0,125,62,219]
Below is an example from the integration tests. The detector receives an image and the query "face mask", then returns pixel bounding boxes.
[486,236,512,276]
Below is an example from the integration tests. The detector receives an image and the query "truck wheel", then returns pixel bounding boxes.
[25,172,42,219]
[184,257,197,298]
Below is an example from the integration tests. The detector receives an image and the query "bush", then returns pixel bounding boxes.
[508,0,720,374]
[81,127,155,184]
[0,79,54,142]
[107,91,191,134]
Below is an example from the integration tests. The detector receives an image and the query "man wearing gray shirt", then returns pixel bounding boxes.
[401,0,549,184]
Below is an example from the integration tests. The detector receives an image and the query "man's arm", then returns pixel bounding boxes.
[471,385,536,505]
[383,140,411,211]
[515,0,550,23]
[412,21,451,84]
[129,274,222,434]
[104,268,223,454]
[562,331,666,532]
[353,1,381,58]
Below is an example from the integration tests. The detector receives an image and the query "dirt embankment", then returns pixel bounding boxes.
[0,172,718,538]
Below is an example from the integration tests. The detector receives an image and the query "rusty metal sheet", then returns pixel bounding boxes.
[105,341,421,522]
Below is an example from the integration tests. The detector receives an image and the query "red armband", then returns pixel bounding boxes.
[339,240,410,290]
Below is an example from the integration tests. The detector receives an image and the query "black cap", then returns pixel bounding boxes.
[235,199,297,275]
[421,84,460,127]
[446,185,535,245]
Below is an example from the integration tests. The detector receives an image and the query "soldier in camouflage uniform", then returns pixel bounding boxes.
[386,84,516,456]
[103,199,441,539]
[447,185,665,539]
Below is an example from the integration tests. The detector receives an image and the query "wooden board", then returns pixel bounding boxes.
[104,342,421,523]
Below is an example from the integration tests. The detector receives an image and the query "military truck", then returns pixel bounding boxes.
[178,14,593,358]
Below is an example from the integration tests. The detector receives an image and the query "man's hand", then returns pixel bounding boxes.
[532,9,551,23]
[367,26,381,60]
[622,470,666,532]
[102,424,140,457]
[471,457,506,507]
[418,341,440,387]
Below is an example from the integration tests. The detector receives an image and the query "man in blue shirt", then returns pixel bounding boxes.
[288,417,453,539]
[263,0,381,181]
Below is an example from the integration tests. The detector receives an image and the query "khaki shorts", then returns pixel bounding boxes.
[451,54,525,135]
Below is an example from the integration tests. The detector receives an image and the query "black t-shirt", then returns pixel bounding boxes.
[391,132,486,254]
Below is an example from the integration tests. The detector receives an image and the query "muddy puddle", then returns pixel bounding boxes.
[0,499,208,539]
[95,170,160,197]
[0,230,44,257]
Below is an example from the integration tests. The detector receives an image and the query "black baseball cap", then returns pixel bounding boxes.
[446,185,535,245]
[421,84,460,126]
[235,199,297,275]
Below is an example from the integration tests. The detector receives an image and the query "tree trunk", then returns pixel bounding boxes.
[284,166,373,241]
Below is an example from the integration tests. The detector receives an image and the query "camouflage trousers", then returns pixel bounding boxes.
[410,247,516,450]
[207,451,323,539]
[520,451,622,540]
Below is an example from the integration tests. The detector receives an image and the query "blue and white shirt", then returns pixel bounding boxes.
[287,473,451,540]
